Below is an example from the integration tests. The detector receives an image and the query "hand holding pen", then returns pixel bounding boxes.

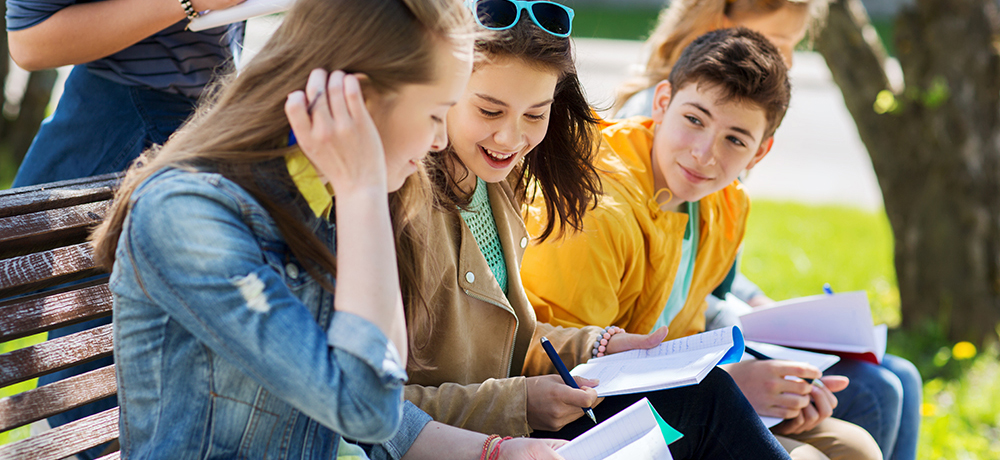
[536,337,598,425]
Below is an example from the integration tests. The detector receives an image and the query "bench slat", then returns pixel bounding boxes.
[0,365,116,432]
[97,451,121,460]
[0,242,104,298]
[0,200,109,260]
[0,283,112,343]
[0,406,117,460]
[0,173,120,219]
[0,323,113,388]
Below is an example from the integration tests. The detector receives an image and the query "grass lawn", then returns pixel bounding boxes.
[743,200,1000,459]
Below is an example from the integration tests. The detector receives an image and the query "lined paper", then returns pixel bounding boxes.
[570,326,744,396]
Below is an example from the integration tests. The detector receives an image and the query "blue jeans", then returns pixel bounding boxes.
[12,65,196,188]
[829,354,922,460]
[20,66,196,460]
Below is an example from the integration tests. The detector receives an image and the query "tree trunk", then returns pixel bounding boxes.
[815,0,1000,345]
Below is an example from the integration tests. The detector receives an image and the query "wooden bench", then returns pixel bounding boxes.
[0,173,122,460]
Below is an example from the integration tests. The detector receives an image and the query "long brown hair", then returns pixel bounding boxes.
[427,15,603,242]
[614,0,827,114]
[91,0,472,361]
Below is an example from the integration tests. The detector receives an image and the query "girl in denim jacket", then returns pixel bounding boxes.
[90,1,571,458]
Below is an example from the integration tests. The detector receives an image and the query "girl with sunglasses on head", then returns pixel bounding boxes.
[368,2,793,458]
[88,0,577,458]
[614,2,921,460]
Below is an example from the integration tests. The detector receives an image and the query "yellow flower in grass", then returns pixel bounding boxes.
[952,341,977,360]
[921,403,937,417]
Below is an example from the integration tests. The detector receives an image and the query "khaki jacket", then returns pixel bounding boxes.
[404,180,602,437]
[522,117,748,339]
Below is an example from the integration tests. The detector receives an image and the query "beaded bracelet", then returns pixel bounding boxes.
[179,0,200,20]
[592,325,623,358]
[487,436,512,460]
[480,434,500,460]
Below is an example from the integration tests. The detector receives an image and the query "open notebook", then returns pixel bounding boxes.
[738,291,887,365]
[556,398,683,460]
[570,326,744,397]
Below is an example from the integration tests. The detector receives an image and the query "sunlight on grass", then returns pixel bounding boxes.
[920,345,1000,458]
[740,200,900,325]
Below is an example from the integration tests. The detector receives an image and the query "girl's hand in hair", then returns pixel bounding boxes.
[285,68,389,196]
[604,326,668,355]
[525,375,601,431]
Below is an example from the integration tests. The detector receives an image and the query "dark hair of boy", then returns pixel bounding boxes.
[427,16,603,242]
[668,27,791,140]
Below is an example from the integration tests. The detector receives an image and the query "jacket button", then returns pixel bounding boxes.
[520,237,528,248]
[286,263,299,279]
[465,271,475,283]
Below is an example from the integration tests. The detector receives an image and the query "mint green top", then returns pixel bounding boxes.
[459,177,507,294]
[652,201,700,330]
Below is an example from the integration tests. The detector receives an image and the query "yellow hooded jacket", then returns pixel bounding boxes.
[521,117,749,340]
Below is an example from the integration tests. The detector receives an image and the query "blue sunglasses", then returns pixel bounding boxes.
[466,0,574,38]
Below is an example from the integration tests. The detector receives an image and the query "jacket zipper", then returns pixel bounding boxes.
[463,289,519,377]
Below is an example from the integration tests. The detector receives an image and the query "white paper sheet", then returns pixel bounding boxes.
[188,0,294,31]
[556,398,676,460]
[738,291,886,364]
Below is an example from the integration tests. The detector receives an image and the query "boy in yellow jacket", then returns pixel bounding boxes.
[522,28,882,460]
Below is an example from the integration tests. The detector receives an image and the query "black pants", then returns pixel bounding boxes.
[532,368,791,460]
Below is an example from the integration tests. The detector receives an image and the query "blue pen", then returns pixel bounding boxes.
[823,283,834,296]
[539,337,597,423]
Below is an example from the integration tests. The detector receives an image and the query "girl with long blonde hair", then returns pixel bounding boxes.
[616,0,826,115]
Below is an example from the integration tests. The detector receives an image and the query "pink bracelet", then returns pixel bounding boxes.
[487,436,512,460]
[592,325,623,358]
[480,434,500,460]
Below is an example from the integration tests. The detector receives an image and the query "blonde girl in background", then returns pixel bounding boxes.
[614,2,921,460]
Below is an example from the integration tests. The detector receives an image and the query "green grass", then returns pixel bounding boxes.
[0,334,47,445]
[0,147,18,190]
[743,200,1000,459]
[741,201,900,325]
[572,7,661,41]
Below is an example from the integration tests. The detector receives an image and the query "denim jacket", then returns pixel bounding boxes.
[111,167,426,459]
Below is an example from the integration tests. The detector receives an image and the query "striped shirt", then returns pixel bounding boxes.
[6,0,244,98]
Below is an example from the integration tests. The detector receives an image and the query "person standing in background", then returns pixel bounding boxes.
[5,1,243,457]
